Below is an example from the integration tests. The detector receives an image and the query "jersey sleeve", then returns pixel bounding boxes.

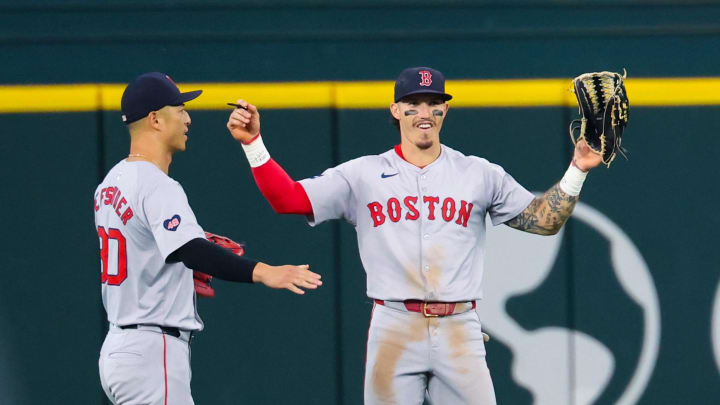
[142,181,206,259]
[298,162,356,226]
[487,166,535,226]
[251,158,313,215]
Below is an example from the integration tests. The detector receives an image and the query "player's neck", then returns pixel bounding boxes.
[127,152,171,174]
[127,146,172,174]
[399,141,441,168]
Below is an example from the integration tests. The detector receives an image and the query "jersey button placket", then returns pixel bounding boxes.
[419,172,436,299]
[419,173,429,274]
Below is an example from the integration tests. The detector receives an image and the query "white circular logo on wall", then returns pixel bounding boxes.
[479,201,660,405]
[712,278,720,373]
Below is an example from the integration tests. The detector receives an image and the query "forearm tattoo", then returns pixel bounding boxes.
[506,183,579,235]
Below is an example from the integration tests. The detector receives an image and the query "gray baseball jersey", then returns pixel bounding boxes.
[94,160,205,331]
[299,144,534,302]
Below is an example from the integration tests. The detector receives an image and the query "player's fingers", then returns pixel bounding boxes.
[299,279,319,289]
[301,270,322,280]
[228,117,247,128]
[287,284,305,295]
[233,99,258,119]
[296,265,321,279]
[231,110,251,123]
[235,99,249,109]
[283,266,320,285]
[289,275,319,291]
[299,274,321,285]
[232,108,251,118]
[293,272,322,286]
[302,275,322,286]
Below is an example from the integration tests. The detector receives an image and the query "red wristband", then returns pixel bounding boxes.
[241,133,261,145]
[571,159,588,173]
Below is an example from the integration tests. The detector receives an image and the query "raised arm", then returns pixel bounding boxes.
[226,99,313,215]
[506,139,602,235]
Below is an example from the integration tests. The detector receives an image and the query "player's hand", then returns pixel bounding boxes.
[572,139,603,172]
[252,263,322,295]
[226,99,261,144]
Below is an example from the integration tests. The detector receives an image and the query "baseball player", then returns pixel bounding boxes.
[95,72,322,405]
[227,66,602,405]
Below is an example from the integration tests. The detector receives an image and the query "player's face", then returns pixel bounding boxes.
[391,95,448,150]
[156,105,192,152]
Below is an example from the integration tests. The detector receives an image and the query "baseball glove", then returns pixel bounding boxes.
[193,270,215,298]
[193,231,246,298]
[569,70,630,167]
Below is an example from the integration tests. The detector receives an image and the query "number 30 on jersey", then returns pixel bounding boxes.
[97,226,127,285]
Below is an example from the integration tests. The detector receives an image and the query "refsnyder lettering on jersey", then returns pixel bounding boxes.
[94,186,134,225]
[95,159,206,332]
[163,215,182,231]
[419,70,432,86]
[367,196,473,228]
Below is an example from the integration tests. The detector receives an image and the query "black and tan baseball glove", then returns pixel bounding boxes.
[569,70,630,167]
[193,231,246,298]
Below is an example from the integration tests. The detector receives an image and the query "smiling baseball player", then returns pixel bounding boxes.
[227,66,603,404]
[95,72,322,405]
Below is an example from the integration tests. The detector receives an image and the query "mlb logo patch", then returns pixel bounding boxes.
[163,215,182,231]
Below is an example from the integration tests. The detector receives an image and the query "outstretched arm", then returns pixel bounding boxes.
[506,139,602,235]
[505,183,578,235]
[251,159,313,215]
[226,99,313,215]
[167,238,322,294]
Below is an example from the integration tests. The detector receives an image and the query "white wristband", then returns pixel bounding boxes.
[241,135,270,168]
[558,162,588,196]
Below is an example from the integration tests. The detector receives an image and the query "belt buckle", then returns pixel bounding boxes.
[422,302,439,318]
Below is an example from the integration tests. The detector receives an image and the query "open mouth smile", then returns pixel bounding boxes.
[416,121,433,130]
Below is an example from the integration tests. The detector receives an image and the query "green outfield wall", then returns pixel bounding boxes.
[1,1,719,404]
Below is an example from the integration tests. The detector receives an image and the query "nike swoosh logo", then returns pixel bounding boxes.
[381,172,399,178]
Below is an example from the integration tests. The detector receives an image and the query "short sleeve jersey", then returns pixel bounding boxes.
[299,145,534,301]
[94,160,206,330]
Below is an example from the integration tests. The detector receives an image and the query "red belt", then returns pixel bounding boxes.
[374,299,476,317]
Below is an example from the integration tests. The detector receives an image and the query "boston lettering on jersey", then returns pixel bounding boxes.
[367,195,473,228]
[94,186,134,225]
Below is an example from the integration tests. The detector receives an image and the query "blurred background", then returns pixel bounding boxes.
[1,0,719,404]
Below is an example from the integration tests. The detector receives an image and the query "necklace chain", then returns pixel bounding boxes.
[127,153,161,168]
